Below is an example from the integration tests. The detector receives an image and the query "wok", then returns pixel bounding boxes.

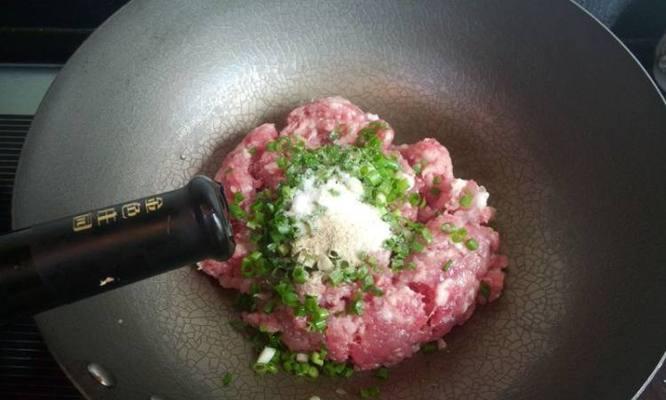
[12,0,666,399]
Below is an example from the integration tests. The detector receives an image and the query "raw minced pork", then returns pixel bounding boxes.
[201,97,507,370]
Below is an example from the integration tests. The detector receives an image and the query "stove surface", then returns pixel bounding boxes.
[0,113,82,400]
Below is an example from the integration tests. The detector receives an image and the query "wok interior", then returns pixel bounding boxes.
[20,1,666,399]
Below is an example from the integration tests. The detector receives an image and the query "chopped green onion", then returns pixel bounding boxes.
[421,342,438,353]
[394,178,410,193]
[275,157,288,169]
[412,162,423,174]
[410,240,425,252]
[375,192,387,205]
[408,192,422,207]
[360,386,380,398]
[376,180,392,196]
[430,187,441,196]
[304,295,318,312]
[465,238,479,251]
[284,292,300,308]
[360,274,374,290]
[328,269,344,286]
[248,146,257,156]
[310,350,326,366]
[222,372,232,386]
[367,170,382,186]
[420,227,433,243]
[374,367,389,380]
[292,266,309,284]
[240,258,254,278]
[253,363,278,375]
[442,260,453,272]
[263,299,277,314]
[479,281,491,300]
[309,319,327,332]
[440,222,456,233]
[275,281,300,308]
[304,295,329,332]
[329,127,340,140]
[355,265,369,279]
[450,227,467,243]
[282,358,295,373]
[367,285,384,297]
[277,243,290,256]
[349,294,364,315]
[293,304,306,317]
[391,258,404,269]
[275,222,291,235]
[306,365,319,378]
[322,360,353,377]
[460,192,473,208]
[229,203,246,219]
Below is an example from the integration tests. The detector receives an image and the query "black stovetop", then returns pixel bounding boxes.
[0,1,665,399]
[0,116,81,399]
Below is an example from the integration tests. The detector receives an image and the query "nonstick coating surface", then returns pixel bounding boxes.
[13,1,666,399]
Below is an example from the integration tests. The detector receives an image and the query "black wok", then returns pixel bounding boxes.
[12,0,666,399]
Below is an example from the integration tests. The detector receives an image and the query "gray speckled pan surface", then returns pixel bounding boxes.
[12,0,666,399]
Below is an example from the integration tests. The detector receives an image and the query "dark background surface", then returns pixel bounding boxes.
[0,1,664,399]
[0,0,665,71]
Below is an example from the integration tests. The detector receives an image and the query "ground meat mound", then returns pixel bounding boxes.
[201,97,507,370]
